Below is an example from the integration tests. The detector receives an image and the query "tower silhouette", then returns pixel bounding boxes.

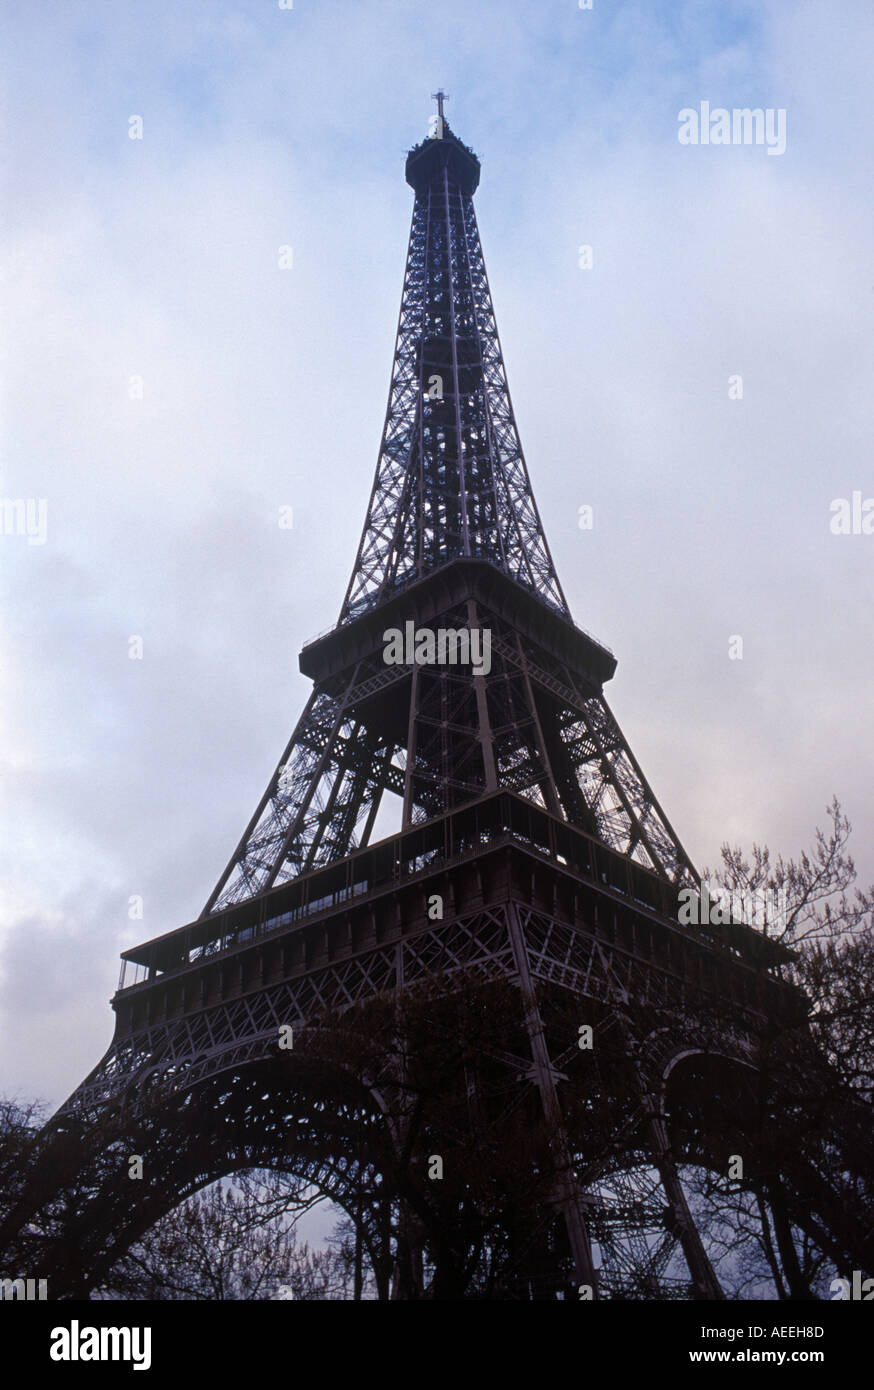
[4,107,871,1301]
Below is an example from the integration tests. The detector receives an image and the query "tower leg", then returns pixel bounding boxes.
[506,904,598,1296]
[390,1199,425,1299]
[643,1097,724,1300]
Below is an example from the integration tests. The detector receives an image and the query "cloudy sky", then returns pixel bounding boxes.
[1,0,872,1117]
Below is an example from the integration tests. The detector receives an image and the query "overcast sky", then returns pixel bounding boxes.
[1,0,872,1117]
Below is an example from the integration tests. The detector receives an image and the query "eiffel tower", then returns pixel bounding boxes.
[4,101,871,1302]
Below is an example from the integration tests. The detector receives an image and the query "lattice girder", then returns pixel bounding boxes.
[10,115,869,1304]
[341,127,567,623]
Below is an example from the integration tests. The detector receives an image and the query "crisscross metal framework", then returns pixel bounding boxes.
[5,113,870,1304]
[340,124,567,623]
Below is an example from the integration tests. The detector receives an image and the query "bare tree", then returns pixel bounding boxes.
[0,1096,47,1227]
[94,1169,352,1300]
[687,798,874,1297]
[711,797,874,1099]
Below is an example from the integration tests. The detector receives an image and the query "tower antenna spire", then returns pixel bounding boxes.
[431,88,448,138]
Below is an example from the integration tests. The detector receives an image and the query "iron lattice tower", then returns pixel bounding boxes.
[3,108,872,1300]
